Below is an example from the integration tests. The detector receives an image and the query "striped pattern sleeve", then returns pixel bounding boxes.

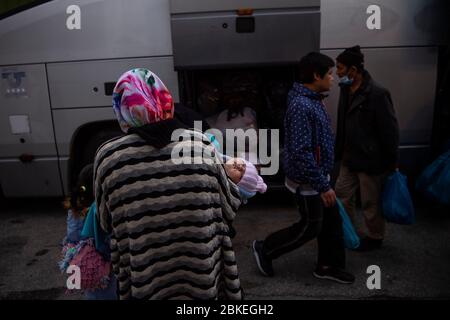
[93,130,243,300]
[94,135,126,234]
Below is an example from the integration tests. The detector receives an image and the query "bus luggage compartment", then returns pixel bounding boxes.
[177,66,300,187]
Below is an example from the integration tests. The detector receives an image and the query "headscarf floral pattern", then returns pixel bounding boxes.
[113,68,174,132]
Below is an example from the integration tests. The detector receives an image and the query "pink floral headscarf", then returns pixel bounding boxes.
[112,68,174,133]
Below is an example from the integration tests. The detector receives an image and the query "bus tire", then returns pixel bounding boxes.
[69,124,122,190]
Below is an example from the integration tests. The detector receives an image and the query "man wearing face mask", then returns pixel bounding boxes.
[334,45,399,251]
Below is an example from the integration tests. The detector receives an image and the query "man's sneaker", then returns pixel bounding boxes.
[354,237,383,252]
[313,266,355,284]
[252,240,274,277]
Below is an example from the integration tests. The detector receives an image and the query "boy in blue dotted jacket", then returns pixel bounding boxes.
[252,52,355,284]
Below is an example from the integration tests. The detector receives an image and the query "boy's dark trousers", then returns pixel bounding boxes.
[262,189,346,269]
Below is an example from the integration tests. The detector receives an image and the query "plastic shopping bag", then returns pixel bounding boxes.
[382,171,415,224]
[416,150,450,195]
[416,149,450,205]
[428,160,450,205]
[336,198,360,249]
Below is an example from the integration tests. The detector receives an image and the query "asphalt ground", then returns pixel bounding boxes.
[0,192,449,300]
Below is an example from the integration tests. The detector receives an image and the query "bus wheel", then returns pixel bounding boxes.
[70,126,122,190]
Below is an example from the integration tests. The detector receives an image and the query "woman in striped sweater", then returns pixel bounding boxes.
[94,69,243,300]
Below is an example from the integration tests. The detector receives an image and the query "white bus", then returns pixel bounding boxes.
[0,0,448,197]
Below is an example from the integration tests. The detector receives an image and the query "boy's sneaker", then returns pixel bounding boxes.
[313,266,355,284]
[252,240,274,277]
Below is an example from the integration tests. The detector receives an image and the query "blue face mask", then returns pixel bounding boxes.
[339,75,353,87]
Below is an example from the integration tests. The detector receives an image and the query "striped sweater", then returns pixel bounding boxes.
[94,129,242,300]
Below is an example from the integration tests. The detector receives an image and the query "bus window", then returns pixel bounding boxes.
[0,0,51,20]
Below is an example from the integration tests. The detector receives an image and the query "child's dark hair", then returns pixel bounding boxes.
[63,164,94,213]
[298,52,335,84]
[336,45,365,71]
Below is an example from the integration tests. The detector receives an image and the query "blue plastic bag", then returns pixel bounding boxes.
[428,160,450,205]
[416,150,450,205]
[336,198,360,249]
[382,171,415,224]
[66,209,86,243]
[416,150,450,195]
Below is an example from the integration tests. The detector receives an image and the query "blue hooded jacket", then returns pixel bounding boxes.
[283,83,335,193]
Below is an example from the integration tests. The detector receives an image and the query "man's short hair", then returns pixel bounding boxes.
[336,45,365,71]
[298,52,335,84]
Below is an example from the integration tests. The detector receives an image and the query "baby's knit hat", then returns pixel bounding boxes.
[238,160,267,194]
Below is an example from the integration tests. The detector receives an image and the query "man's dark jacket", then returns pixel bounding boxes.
[335,70,399,175]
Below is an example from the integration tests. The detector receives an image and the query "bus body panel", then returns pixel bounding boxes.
[0,0,448,197]
[0,157,62,197]
[171,8,320,68]
[0,64,56,158]
[0,0,173,65]
[321,0,448,49]
[47,56,179,110]
[52,107,116,157]
[170,0,319,14]
[52,106,121,195]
